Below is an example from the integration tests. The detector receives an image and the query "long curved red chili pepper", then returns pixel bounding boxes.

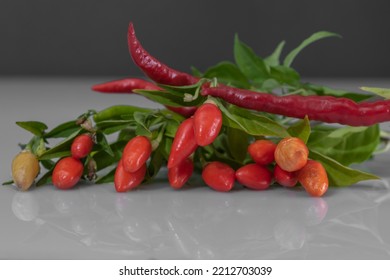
[202,85,390,126]
[92,78,161,92]
[128,22,199,86]
[127,24,389,126]
[92,78,197,117]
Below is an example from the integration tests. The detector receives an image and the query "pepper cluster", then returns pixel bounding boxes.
[6,22,388,197]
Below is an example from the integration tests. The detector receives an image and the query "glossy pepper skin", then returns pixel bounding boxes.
[114,160,147,192]
[122,136,152,173]
[168,158,194,189]
[235,164,272,190]
[247,139,277,165]
[202,85,390,126]
[202,161,235,192]
[12,150,40,191]
[274,137,309,172]
[127,24,390,127]
[193,103,223,146]
[92,77,197,117]
[274,164,298,187]
[92,78,160,92]
[52,157,84,190]
[71,134,94,159]
[167,118,198,169]
[298,160,328,197]
[128,23,199,86]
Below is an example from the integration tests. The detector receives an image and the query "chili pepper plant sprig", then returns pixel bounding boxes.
[5,23,389,196]
[5,93,380,191]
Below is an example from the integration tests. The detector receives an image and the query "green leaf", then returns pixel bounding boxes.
[309,150,379,187]
[16,121,48,137]
[39,151,71,161]
[38,129,82,160]
[95,167,116,184]
[164,119,179,139]
[270,65,301,86]
[304,83,373,102]
[95,120,134,134]
[191,66,203,77]
[145,150,164,181]
[360,87,390,99]
[287,116,311,143]
[40,159,56,170]
[96,132,114,157]
[135,89,205,107]
[158,79,204,95]
[234,34,270,84]
[2,180,14,186]
[117,128,136,142]
[214,99,289,138]
[255,79,281,92]
[133,112,152,138]
[226,127,249,162]
[283,31,341,67]
[202,61,251,89]
[45,120,79,138]
[93,105,151,122]
[92,141,126,171]
[158,137,173,160]
[36,169,53,187]
[308,125,380,166]
[264,40,286,66]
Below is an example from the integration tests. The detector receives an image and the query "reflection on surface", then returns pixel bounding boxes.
[9,178,390,259]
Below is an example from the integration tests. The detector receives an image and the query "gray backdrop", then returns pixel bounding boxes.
[1,0,389,77]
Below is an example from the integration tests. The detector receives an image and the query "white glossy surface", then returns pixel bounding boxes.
[1,77,390,259]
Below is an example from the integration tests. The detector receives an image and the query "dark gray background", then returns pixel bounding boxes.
[1,0,389,77]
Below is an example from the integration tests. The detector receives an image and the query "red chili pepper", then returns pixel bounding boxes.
[92,77,197,117]
[274,137,309,172]
[114,160,146,192]
[273,164,298,187]
[202,161,235,192]
[167,118,198,169]
[298,160,328,197]
[165,106,198,118]
[92,78,161,92]
[71,134,94,159]
[235,163,272,190]
[193,102,223,146]
[247,139,277,165]
[122,136,152,173]
[168,158,194,189]
[52,157,84,189]
[128,23,199,86]
[202,85,390,126]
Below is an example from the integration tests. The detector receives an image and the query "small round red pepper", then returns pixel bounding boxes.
[247,139,277,165]
[71,134,94,159]
[274,137,309,172]
[298,160,328,197]
[235,163,272,190]
[202,161,235,192]
[273,164,298,187]
[122,136,152,173]
[52,157,84,190]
